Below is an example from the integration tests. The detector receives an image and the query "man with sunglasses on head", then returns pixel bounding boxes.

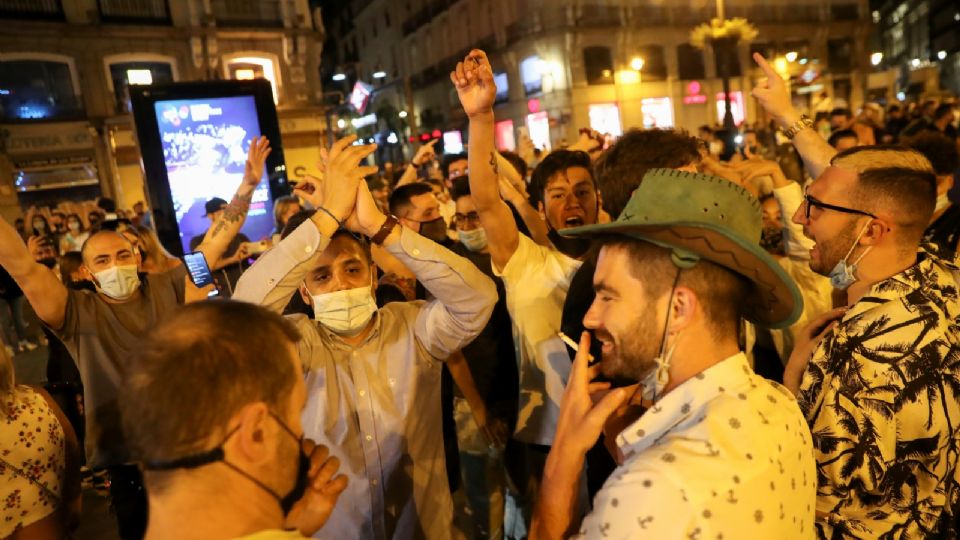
[753,53,960,538]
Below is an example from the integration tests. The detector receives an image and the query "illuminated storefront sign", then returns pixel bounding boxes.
[641,97,675,128]
[588,103,622,136]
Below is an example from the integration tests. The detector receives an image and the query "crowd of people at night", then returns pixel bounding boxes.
[1,48,960,540]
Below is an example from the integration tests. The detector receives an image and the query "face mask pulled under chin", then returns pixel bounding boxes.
[828,220,873,290]
[458,227,488,252]
[310,284,378,335]
[92,264,141,300]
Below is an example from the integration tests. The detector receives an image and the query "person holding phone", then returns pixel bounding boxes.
[0,136,272,540]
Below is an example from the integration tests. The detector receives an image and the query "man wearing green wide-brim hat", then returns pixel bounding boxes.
[528,169,815,539]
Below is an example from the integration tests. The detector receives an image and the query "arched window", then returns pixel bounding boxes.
[583,46,614,85]
[223,53,281,104]
[0,53,82,121]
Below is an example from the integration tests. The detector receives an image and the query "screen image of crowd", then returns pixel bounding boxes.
[2,49,960,540]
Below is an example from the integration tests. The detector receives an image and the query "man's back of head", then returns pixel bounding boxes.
[121,301,306,535]
[593,129,701,217]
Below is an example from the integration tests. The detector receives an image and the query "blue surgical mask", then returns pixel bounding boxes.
[828,221,872,290]
[458,227,488,252]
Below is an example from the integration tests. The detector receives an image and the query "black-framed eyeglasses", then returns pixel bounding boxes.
[453,211,481,226]
[803,194,877,220]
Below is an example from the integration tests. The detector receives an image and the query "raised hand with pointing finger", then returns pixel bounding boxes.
[750,53,803,130]
[450,49,497,119]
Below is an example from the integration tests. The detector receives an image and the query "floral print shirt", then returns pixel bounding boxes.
[799,249,960,538]
[1,386,65,537]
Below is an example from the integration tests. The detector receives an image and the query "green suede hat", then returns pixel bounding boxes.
[560,168,802,329]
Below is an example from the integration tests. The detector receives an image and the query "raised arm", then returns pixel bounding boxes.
[195,136,271,268]
[233,136,376,311]
[752,53,836,179]
[0,219,68,329]
[396,139,438,188]
[452,49,520,271]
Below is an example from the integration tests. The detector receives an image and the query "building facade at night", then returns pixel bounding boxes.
[868,0,960,102]
[323,0,873,156]
[0,0,325,220]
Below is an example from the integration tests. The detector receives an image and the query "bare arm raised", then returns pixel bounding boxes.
[194,136,272,268]
[451,49,519,271]
[752,53,836,178]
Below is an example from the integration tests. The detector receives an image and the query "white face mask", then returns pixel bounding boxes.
[310,285,377,336]
[458,227,488,252]
[92,264,141,300]
[828,220,872,290]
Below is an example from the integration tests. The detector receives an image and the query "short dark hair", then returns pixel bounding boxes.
[528,150,594,207]
[389,182,433,216]
[854,166,937,242]
[97,197,117,213]
[698,125,713,135]
[887,104,901,113]
[440,153,468,179]
[121,301,301,475]
[830,107,852,119]
[596,236,748,336]
[827,129,858,148]
[934,104,955,121]
[450,177,471,202]
[499,151,528,180]
[904,132,959,176]
[281,209,371,264]
[593,129,702,217]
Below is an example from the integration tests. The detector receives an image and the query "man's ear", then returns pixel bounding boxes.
[80,265,96,284]
[229,402,273,466]
[298,282,313,307]
[862,219,890,245]
[537,200,546,221]
[668,286,699,334]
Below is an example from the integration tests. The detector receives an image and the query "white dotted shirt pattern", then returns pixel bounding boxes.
[576,353,817,539]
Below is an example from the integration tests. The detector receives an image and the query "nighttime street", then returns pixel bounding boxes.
[1,0,959,539]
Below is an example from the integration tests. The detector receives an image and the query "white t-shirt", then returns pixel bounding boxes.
[494,233,582,445]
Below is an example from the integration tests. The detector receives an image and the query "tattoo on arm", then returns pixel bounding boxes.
[489,152,499,176]
[208,192,253,239]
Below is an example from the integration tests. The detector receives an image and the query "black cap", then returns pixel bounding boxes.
[204,197,228,216]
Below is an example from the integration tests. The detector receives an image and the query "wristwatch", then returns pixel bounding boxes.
[370,215,400,245]
[781,114,814,139]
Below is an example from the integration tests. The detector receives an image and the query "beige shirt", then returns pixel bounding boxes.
[234,222,497,539]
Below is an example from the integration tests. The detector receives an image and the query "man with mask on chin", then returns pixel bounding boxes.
[233,135,497,539]
[0,136,273,540]
[452,50,594,514]
[529,168,815,539]
[121,301,349,539]
[780,146,960,538]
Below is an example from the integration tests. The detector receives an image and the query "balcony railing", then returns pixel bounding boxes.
[213,0,283,28]
[0,0,64,20]
[97,0,170,24]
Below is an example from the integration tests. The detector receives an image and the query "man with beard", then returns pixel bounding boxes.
[754,52,960,537]
[780,146,960,537]
[452,50,597,518]
[529,168,814,539]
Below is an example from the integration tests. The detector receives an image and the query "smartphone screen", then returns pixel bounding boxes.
[183,251,218,297]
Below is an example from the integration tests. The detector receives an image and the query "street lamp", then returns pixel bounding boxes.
[785,51,798,63]
[373,70,387,79]
[332,72,346,81]
[870,52,883,66]
[630,56,645,71]
[937,50,947,61]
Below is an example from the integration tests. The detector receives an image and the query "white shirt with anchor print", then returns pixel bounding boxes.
[574,352,816,539]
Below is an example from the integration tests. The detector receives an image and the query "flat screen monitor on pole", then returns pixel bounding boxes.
[130,79,289,256]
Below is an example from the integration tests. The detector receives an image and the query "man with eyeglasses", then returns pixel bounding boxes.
[756,67,960,539]
[443,177,519,539]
